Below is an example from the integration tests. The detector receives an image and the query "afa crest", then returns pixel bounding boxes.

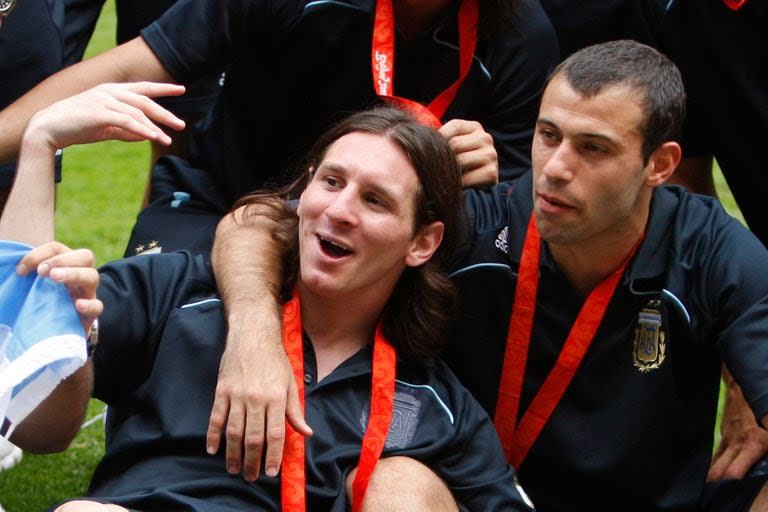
[360,392,421,449]
[633,300,667,372]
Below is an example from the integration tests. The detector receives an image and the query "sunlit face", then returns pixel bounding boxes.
[531,75,653,248]
[296,132,435,303]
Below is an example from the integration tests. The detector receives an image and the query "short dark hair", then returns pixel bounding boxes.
[548,39,686,162]
[234,107,463,361]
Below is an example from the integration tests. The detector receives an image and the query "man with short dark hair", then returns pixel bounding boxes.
[226,40,768,510]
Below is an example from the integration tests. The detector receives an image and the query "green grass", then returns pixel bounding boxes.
[0,1,150,509]
[0,4,748,507]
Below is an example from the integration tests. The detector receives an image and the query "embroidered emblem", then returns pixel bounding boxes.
[633,300,667,372]
[133,240,162,256]
[495,226,509,254]
[360,392,421,449]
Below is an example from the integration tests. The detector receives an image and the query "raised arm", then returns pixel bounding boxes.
[0,37,172,164]
[0,82,185,244]
[207,208,312,482]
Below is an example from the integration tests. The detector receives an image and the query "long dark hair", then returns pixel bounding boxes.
[233,107,463,361]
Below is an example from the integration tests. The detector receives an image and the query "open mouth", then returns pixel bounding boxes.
[318,236,353,258]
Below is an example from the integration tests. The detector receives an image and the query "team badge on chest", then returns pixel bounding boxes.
[360,392,420,449]
[633,299,667,372]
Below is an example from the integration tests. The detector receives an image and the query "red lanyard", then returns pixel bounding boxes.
[371,0,479,128]
[493,215,641,468]
[723,0,748,10]
[281,290,397,512]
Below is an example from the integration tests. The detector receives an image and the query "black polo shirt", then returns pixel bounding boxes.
[445,172,768,511]
[80,252,535,511]
[0,0,64,188]
[139,0,558,205]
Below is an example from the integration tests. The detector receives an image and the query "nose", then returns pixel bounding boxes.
[540,142,575,183]
[324,188,359,227]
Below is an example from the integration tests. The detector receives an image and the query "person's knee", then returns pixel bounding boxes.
[54,500,131,512]
[346,456,459,512]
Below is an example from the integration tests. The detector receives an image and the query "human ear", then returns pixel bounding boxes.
[405,221,444,267]
[296,167,315,215]
[645,141,682,187]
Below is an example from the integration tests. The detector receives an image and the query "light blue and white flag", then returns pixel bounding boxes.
[0,240,86,438]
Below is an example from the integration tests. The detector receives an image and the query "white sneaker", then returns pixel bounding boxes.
[0,436,22,471]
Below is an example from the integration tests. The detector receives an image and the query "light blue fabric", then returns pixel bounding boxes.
[0,240,86,437]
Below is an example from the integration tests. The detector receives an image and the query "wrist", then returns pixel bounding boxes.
[21,113,59,157]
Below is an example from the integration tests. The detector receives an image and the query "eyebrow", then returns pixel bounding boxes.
[537,118,619,146]
[316,162,403,209]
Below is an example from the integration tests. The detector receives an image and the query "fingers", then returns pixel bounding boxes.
[461,165,498,188]
[225,400,248,476]
[242,400,268,481]
[16,242,101,333]
[709,445,738,481]
[440,119,499,187]
[286,378,313,437]
[29,82,187,150]
[206,392,229,456]
[261,394,288,479]
[708,428,768,480]
[18,242,91,275]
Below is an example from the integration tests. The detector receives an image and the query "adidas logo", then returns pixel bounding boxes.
[495,227,509,254]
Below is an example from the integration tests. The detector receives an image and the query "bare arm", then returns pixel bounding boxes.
[0,82,185,244]
[9,242,103,453]
[10,362,94,453]
[208,208,312,482]
[0,37,172,164]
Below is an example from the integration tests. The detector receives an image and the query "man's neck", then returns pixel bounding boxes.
[549,218,647,297]
[393,0,454,39]
[298,285,384,380]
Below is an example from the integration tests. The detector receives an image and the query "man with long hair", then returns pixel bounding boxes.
[5,94,534,510]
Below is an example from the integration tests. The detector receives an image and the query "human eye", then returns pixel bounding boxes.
[537,127,560,145]
[322,175,343,189]
[583,142,608,154]
[364,193,389,210]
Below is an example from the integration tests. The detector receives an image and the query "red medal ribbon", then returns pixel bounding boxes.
[280,290,397,512]
[494,215,642,468]
[723,0,748,10]
[371,0,479,128]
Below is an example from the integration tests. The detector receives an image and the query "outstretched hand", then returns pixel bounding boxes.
[16,242,102,335]
[439,119,499,188]
[22,82,186,151]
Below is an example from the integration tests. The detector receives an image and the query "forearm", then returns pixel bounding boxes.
[212,207,285,343]
[0,37,171,163]
[10,361,93,453]
[0,118,59,243]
